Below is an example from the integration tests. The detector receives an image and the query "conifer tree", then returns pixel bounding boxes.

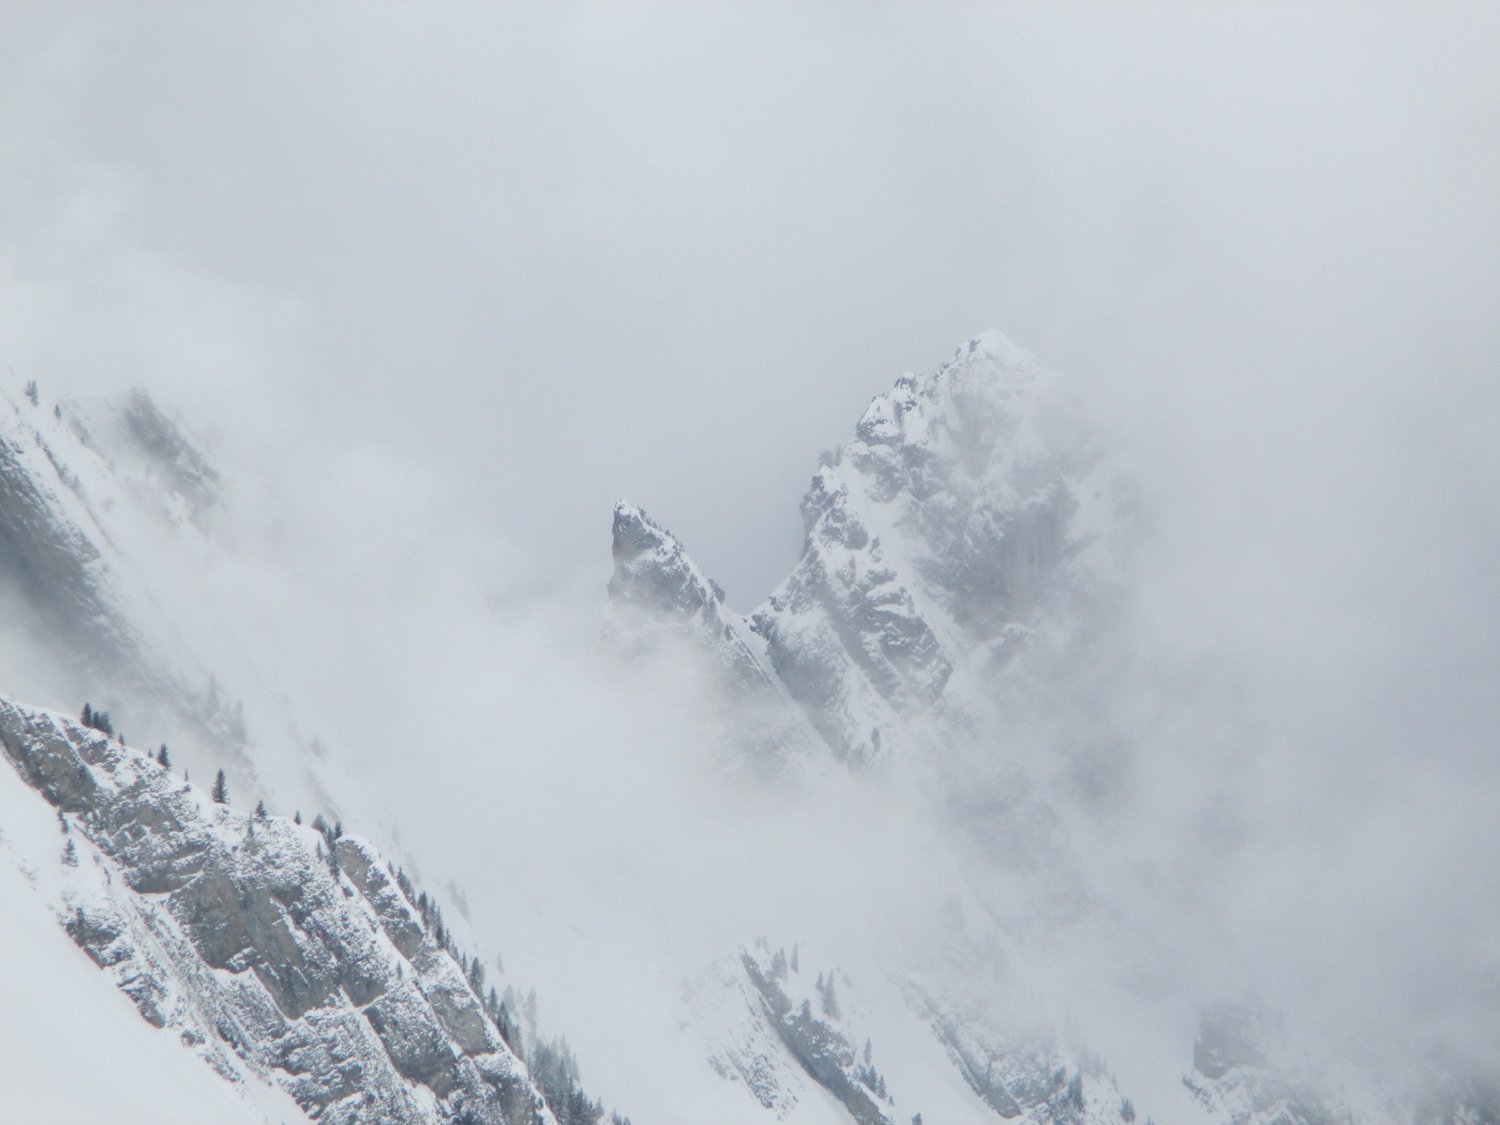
[819,974,840,1019]
[212,769,229,804]
[497,1001,515,1048]
[157,744,170,768]
[79,706,114,736]
[255,799,267,818]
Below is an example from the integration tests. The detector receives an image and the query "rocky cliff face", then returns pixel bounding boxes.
[0,694,595,1125]
[757,332,1125,766]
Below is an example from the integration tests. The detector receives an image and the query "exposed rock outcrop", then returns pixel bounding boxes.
[0,695,559,1125]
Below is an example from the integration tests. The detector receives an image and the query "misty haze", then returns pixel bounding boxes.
[1,4,1497,1125]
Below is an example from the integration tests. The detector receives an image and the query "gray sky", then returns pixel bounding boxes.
[2,2,1498,607]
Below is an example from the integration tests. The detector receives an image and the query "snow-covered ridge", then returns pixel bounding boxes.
[0,693,625,1125]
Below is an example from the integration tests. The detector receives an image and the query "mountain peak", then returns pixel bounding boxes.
[605,331,1126,769]
[611,499,685,561]
[954,328,1033,367]
[608,500,727,622]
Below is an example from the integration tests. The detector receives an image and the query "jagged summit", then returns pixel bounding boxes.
[846,330,1043,456]
[608,501,727,622]
[608,500,820,771]
[609,332,1125,768]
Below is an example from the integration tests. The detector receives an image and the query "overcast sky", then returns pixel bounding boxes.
[2,2,1498,605]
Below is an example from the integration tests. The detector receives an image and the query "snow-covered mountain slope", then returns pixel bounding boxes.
[0,691,637,1125]
[0,387,183,711]
[0,798,301,1125]
[681,939,1140,1125]
[0,334,1145,1125]
[1,333,1492,1125]
[0,383,244,749]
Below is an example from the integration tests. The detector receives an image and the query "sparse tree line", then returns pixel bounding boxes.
[381,859,630,1125]
[855,1036,888,1101]
[79,702,115,738]
[761,939,896,1107]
